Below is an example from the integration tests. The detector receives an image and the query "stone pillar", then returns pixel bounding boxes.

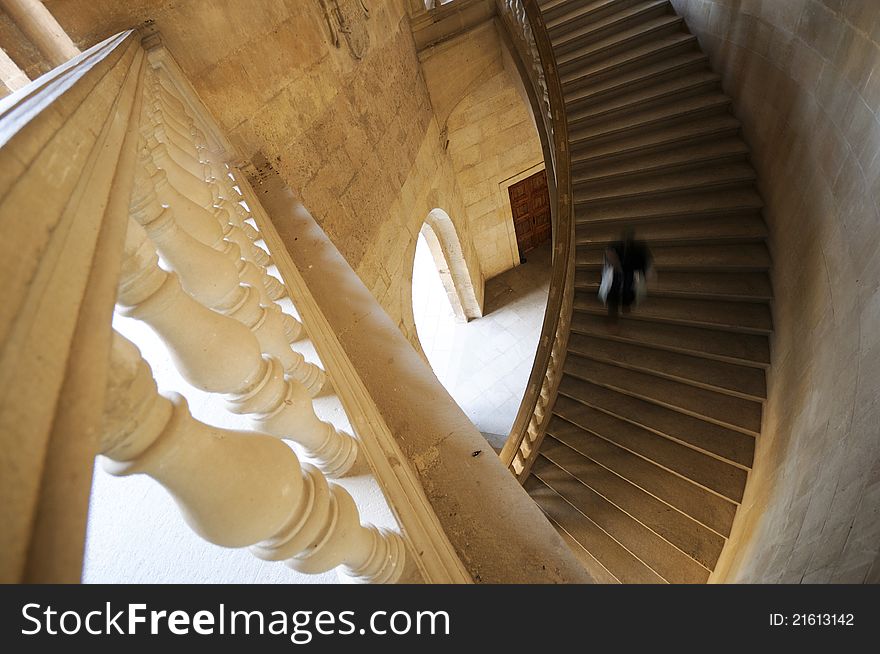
[0,0,80,66]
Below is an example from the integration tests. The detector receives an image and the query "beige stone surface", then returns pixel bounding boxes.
[671,0,880,583]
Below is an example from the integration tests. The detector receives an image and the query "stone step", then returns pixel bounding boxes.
[551,0,672,51]
[536,434,727,569]
[574,162,756,205]
[535,0,774,583]
[531,452,711,583]
[556,375,754,483]
[573,137,750,185]
[576,269,772,302]
[573,291,773,334]
[574,187,763,226]
[546,0,646,33]
[539,0,570,10]
[532,0,778,584]
[570,92,732,147]
[575,242,771,271]
[554,393,748,502]
[568,70,722,128]
[575,213,767,247]
[569,311,770,368]
[571,113,742,169]
[538,0,573,20]
[552,516,621,584]
[524,474,665,583]
[566,333,767,400]
[545,419,735,544]
[563,354,764,434]
[564,49,709,108]
[558,14,686,70]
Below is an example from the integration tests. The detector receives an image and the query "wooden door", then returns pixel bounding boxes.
[508,169,551,260]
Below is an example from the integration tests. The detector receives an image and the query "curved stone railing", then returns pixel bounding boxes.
[496,0,574,482]
[0,28,463,584]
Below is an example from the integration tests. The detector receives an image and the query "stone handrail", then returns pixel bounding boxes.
[1,29,144,583]
[496,0,574,482]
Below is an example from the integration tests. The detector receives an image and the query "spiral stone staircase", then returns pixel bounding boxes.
[524,0,772,583]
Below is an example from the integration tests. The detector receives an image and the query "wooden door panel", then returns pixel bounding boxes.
[508,169,551,259]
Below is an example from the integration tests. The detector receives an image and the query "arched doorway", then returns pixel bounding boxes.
[412,229,459,382]
[411,209,551,449]
[410,209,481,385]
[421,209,481,322]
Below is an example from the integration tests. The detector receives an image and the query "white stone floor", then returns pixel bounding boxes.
[413,235,551,450]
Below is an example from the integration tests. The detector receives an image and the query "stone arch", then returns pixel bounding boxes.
[418,209,482,322]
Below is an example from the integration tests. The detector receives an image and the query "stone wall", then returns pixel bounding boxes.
[420,20,545,278]
[38,0,490,345]
[671,0,880,583]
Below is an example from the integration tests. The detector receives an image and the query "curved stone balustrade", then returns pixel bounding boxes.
[495,0,574,481]
[101,333,405,583]
[0,26,486,586]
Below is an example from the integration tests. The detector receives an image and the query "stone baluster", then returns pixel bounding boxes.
[140,135,299,338]
[152,73,196,123]
[238,213,266,247]
[218,177,264,243]
[221,203,275,269]
[218,168,275,260]
[209,167,276,269]
[141,152,267,269]
[220,168,290,303]
[144,75,294,318]
[145,130,209,182]
[147,99,209,153]
[128,170,323,396]
[146,85,209,148]
[116,220,349,473]
[101,332,404,582]
[143,80,282,268]
[150,165,228,250]
[145,139,215,210]
[145,102,272,270]
[215,185,280,286]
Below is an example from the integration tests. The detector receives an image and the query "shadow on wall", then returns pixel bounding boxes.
[671,0,880,584]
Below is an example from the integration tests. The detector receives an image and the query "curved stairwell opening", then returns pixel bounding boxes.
[524,0,773,583]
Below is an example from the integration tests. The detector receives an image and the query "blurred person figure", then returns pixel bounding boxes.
[599,227,653,327]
